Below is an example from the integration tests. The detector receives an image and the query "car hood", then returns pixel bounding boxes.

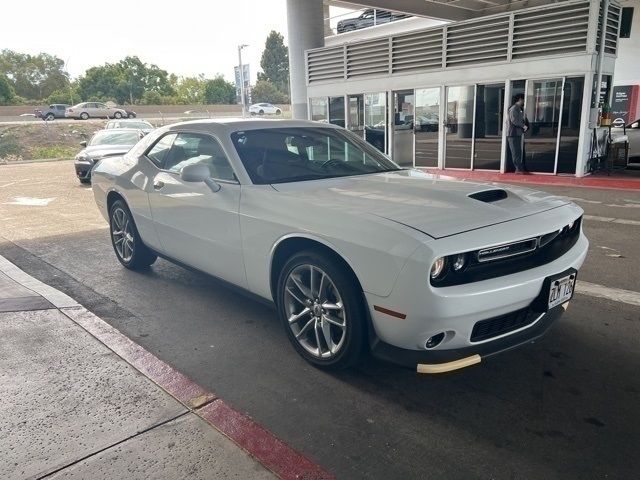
[79,144,133,159]
[270,170,571,238]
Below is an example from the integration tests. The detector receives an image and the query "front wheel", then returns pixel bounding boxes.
[109,200,157,270]
[259,109,264,115]
[277,250,366,369]
[44,113,55,121]
[80,112,89,120]
[114,111,122,119]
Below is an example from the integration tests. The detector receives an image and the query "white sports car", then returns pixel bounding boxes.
[91,119,588,373]
[249,103,282,116]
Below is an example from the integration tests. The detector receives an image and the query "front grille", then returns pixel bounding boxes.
[470,308,539,342]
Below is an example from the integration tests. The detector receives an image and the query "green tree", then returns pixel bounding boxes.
[203,75,236,104]
[0,50,69,101]
[75,56,176,105]
[251,79,288,104]
[175,75,207,104]
[141,90,163,105]
[257,31,289,95]
[0,74,15,105]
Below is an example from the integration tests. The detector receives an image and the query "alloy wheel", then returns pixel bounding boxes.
[284,264,347,359]
[111,207,134,262]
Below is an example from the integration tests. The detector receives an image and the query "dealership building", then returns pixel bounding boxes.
[286,0,639,176]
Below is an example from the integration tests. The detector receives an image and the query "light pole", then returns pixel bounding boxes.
[238,44,248,117]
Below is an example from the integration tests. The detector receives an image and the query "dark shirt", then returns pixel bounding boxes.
[507,104,526,137]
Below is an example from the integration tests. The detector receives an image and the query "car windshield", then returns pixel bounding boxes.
[231,127,400,184]
[90,131,140,146]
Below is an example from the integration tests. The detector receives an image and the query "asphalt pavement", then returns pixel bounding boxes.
[1,160,639,479]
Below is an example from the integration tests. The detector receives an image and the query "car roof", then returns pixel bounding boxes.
[108,119,151,123]
[94,128,143,133]
[165,118,338,134]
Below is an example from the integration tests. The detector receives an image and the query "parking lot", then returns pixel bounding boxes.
[1,160,639,478]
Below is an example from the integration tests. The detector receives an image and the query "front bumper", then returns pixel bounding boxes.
[74,160,94,180]
[371,303,566,373]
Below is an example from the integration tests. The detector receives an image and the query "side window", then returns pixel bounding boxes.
[145,133,177,168]
[165,133,236,181]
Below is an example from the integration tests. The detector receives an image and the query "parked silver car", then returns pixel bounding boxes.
[65,102,128,120]
[105,119,154,134]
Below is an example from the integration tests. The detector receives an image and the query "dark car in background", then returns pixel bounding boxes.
[74,129,144,184]
[35,104,70,121]
[337,9,410,33]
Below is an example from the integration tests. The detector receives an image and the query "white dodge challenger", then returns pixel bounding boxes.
[91,119,588,373]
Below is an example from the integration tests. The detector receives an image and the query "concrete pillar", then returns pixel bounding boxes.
[287,0,325,119]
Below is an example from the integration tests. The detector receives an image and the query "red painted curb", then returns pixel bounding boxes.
[420,168,640,191]
[61,306,333,479]
[198,401,334,480]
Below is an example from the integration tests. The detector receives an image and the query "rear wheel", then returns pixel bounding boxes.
[277,250,366,369]
[109,200,157,270]
[275,109,282,115]
[80,112,89,120]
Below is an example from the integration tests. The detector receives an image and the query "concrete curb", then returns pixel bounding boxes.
[0,254,333,480]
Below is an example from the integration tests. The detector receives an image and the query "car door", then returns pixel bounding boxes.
[145,131,246,287]
[96,103,110,118]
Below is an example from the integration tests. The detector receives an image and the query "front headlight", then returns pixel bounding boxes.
[430,257,446,279]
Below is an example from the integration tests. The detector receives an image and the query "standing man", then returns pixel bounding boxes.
[507,93,529,174]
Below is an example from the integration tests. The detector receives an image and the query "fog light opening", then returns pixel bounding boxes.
[425,332,445,349]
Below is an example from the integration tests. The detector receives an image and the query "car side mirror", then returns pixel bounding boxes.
[180,163,221,192]
[79,140,87,147]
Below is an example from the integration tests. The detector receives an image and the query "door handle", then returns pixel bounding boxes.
[153,180,165,190]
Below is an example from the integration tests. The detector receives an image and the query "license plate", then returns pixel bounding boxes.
[548,273,576,310]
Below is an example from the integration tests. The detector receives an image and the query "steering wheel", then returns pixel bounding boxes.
[320,158,343,169]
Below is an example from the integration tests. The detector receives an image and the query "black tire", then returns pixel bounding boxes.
[114,111,122,119]
[275,109,282,115]
[276,250,366,370]
[259,109,264,115]
[44,113,55,121]
[109,199,157,270]
[79,178,91,185]
[80,112,89,120]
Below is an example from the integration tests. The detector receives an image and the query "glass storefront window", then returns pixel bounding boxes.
[364,92,387,153]
[348,95,365,139]
[329,96,345,127]
[393,90,415,167]
[445,86,474,169]
[557,76,585,174]
[524,79,562,173]
[310,97,328,122]
[414,88,440,167]
[473,84,504,170]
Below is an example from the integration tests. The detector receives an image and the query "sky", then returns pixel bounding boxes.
[0,0,355,83]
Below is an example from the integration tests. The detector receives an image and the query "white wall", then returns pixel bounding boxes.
[614,0,640,85]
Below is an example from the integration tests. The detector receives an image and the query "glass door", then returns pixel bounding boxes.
[328,96,345,127]
[392,90,415,167]
[557,76,584,174]
[473,83,504,170]
[364,92,387,153]
[444,86,474,169]
[414,88,440,167]
[524,79,563,173]
[347,94,365,139]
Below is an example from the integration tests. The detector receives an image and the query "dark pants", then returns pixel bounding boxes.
[507,135,525,172]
